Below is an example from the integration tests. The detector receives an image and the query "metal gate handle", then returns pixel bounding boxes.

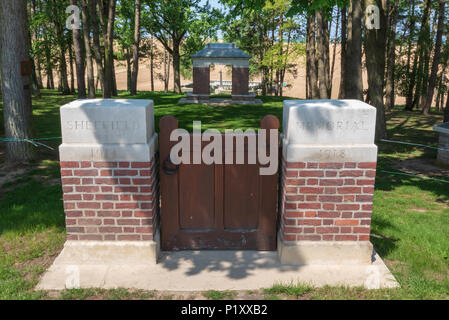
[162,158,179,175]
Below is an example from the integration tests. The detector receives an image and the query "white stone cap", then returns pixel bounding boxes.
[59,133,159,162]
[283,100,376,145]
[433,122,449,135]
[60,99,154,144]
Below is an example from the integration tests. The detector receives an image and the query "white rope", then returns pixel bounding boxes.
[380,139,449,152]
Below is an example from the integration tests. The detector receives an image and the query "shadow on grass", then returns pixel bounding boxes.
[375,161,449,204]
[370,215,400,258]
[0,161,65,236]
[0,181,64,236]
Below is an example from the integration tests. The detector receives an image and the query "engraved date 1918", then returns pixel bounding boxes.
[319,149,346,160]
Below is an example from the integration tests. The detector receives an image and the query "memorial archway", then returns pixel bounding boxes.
[185,43,257,104]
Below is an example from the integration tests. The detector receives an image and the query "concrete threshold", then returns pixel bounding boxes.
[36,249,399,291]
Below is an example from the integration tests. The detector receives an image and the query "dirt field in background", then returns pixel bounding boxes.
[120,44,372,100]
[47,42,409,104]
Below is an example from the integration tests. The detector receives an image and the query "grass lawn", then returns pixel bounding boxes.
[0,89,448,300]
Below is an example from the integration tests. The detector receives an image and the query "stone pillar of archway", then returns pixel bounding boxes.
[232,66,249,97]
[192,65,210,100]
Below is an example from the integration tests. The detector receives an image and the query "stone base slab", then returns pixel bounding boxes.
[179,97,263,106]
[278,238,374,265]
[232,93,256,101]
[36,249,398,291]
[186,93,210,102]
[52,236,160,266]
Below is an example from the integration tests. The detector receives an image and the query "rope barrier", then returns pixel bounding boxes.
[0,137,61,150]
[380,170,449,184]
[379,139,449,152]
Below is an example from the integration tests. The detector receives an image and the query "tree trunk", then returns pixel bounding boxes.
[423,0,445,115]
[277,13,284,97]
[445,89,449,122]
[130,0,141,96]
[338,5,347,99]
[404,1,416,109]
[279,30,292,98]
[418,7,439,108]
[330,8,340,97]
[126,50,131,92]
[316,10,329,99]
[172,39,181,94]
[43,26,54,89]
[68,39,76,94]
[80,0,96,98]
[71,0,86,98]
[30,0,43,93]
[385,0,399,111]
[323,13,330,98]
[36,58,43,89]
[150,38,154,92]
[90,0,105,95]
[407,0,431,110]
[112,62,117,96]
[163,49,168,92]
[31,60,41,98]
[27,4,41,99]
[55,14,70,95]
[435,81,441,113]
[103,0,116,98]
[405,49,419,110]
[439,92,444,112]
[437,66,446,111]
[344,0,363,100]
[166,50,171,92]
[364,0,388,140]
[0,0,34,163]
[306,11,319,99]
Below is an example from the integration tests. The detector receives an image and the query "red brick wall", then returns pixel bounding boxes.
[61,160,159,241]
[279,159,376,243]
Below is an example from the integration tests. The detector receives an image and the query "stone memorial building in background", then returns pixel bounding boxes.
[183,43,261,104]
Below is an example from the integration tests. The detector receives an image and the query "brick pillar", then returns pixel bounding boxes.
[61,160,159,242]
[192,66,210,96]
[232,67,249,96]
[278,100,378,265]
[58,99,160,263]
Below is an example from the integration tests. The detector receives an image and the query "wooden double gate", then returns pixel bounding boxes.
[159,115,279,251]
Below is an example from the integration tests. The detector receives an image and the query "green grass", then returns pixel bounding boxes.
[264,282,313,298]
[0,89,448,299]
[59,288,157,300]
[0,160,65,299]
[203,290,238,300]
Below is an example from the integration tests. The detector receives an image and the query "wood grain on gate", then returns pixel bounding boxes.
[159,115,279,251]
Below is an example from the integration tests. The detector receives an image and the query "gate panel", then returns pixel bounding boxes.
[179,163,215,230]
[159,115,279,251]
[224,163,259,230]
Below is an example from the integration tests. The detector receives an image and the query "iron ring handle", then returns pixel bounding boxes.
[162,158,179,175]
